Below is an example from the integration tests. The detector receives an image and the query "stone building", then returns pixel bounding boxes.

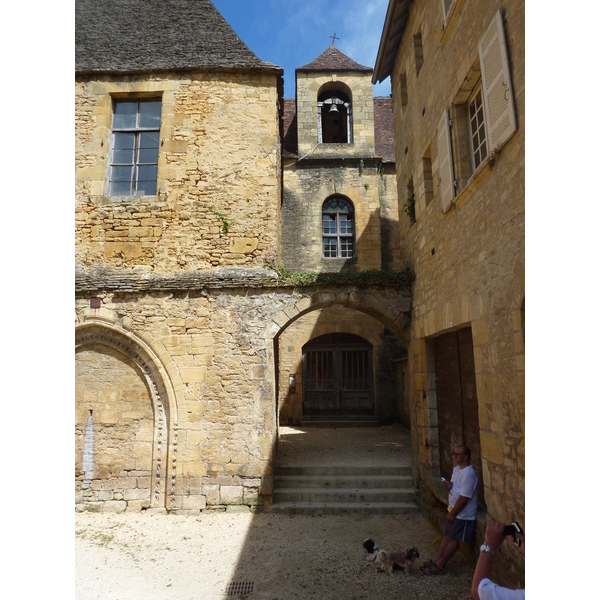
[373,0,525,585]
[75,0,412,515]
[278,46,410,427]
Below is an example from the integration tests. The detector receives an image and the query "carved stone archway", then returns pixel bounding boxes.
[75,320,180,510]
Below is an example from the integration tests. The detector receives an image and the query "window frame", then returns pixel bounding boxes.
[467,82,488,172]
[109,98,162,197]
[322,197,355,259]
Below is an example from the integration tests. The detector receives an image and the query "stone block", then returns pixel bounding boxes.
[103,500,127,513]
[124,488,151,501]
[182,495,207,511]
[261,476,273,496]
[220,485,243,504]
[103,241,143,260]
[229,237,258,254]
[243,488,261,506]
[203,484,220,505]
[179,366,207,383]
[226,505,250,513]
[126,500,144,513]
[472,320,489,346]
[480,431,503,465]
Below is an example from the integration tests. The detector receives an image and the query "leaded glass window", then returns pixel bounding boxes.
[109,99,161,196]
[322,197,354,258]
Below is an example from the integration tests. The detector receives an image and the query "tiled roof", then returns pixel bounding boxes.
[296,46,372,73]
[76,0,281,75]
[281,97,395,164]
[373,97,395,163]
[282,99,298,158]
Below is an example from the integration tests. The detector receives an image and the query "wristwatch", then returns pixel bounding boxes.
[479,544,494,555]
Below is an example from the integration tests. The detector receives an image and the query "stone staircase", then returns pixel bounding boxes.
[300,415,380,428]
[270,465,419,515]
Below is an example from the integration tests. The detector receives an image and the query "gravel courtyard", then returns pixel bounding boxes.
[76,425,475,599]
[75,510,475,599]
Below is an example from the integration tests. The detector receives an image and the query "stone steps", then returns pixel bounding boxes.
[300,415,380,428]
[269,501,419,515]
[271,465,418,515]
[275,474,413,489]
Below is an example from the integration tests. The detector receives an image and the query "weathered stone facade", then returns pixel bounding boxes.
[75,0,418,517]
[374,0,525,586]
[281,161,401,272]
[75,282,412,513]
[75,72,281,272]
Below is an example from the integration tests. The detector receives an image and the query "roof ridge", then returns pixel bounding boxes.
[297,45,372,73]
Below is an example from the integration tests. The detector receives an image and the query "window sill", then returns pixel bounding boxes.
[101,194,160,203]
[453,153,495,209]
[441,0,467,44]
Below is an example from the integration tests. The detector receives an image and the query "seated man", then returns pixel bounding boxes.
[421,445,478,575]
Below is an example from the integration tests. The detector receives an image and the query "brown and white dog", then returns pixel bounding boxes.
[363,538,420,575]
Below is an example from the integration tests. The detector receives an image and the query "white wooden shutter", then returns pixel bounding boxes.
[437,109,455,213]
[442,0,455,22]
[478,10,517,151]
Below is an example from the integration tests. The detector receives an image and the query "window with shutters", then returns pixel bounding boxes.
[441,0,466,40]
[109,99,161,196]
[436,10,516,212]
[322,197,354,258]
[441,0,456,22]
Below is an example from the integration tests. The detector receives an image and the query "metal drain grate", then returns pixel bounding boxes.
[224,580,254,596]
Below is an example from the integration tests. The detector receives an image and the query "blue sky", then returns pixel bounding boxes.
[212,0,392,98]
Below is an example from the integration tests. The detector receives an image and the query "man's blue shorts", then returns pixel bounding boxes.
[444,517,476,542]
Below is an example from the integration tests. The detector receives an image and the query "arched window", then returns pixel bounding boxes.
[322,197,354,258]
[318,88,352,144]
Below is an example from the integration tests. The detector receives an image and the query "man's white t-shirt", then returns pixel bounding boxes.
[448,464,478,520]
[478,578,525,599]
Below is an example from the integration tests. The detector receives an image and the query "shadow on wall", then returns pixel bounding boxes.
[276,207,412,427]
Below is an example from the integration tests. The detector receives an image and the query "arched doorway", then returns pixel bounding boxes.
[302,333,374,416]
[75,323,177,511]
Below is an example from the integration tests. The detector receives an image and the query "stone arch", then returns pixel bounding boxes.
[75,319,182,511]
[265,287,411,425]
[266,288,411,347]
[317,81,353,143]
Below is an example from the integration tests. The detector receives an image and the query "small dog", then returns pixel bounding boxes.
[363,538,420,575]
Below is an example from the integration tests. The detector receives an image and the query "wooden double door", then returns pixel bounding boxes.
[434,327,484,503]
[302,334,374,416]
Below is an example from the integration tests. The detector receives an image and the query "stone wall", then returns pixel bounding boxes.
[75,71,281,273]
[75,281,412,514]
[281,161,402,272]
[388,0,525,587]
[75,347,154,512]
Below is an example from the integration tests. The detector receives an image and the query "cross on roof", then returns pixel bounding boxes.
[329,33,340,45]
